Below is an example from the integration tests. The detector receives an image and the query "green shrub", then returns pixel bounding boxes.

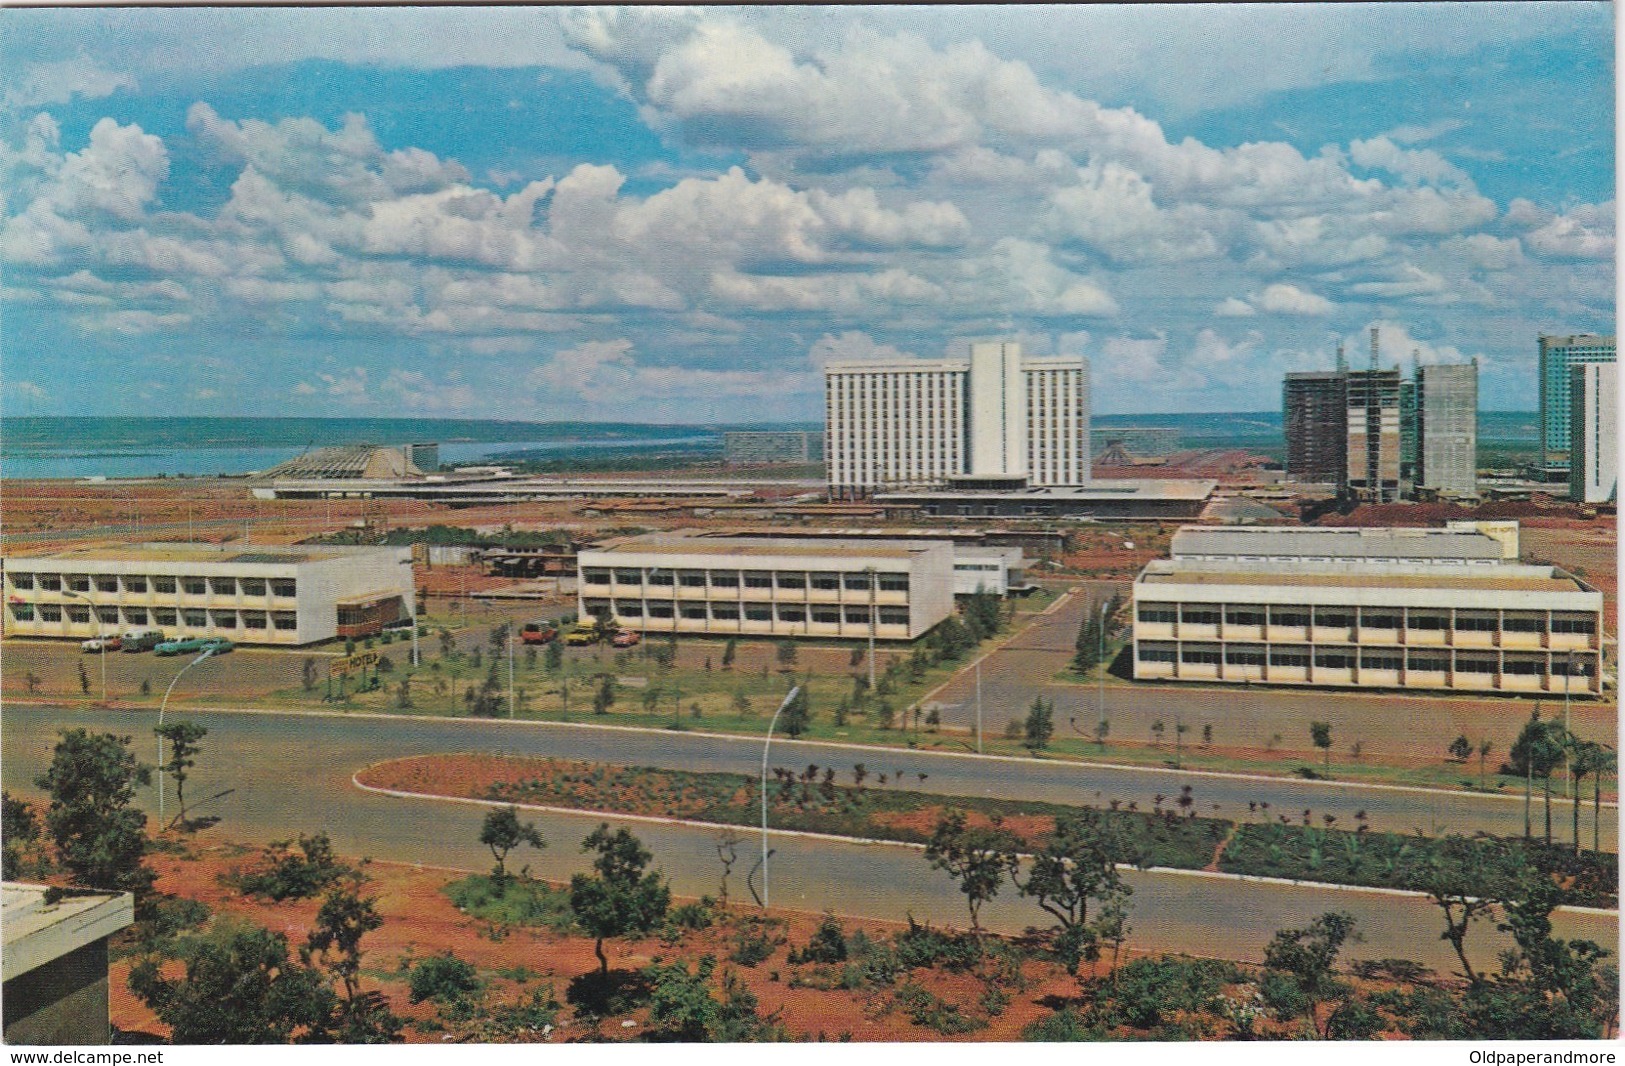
[443,874,574,932]
[1325,997,1385,1039]
[895,981,986,1035]
[1098,956,1236,1030]
[789,914,848,965]
[126,896,211,957]
[894,918,981,971]
[1022,1006,1105,1041]
[226,833,354,901]
[1260,970,1308,1019]
[667,900,714,932]
[727,915,786,967]
[407,952,482,1005]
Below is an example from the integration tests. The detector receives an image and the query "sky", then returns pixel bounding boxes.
[0,4,1614,421]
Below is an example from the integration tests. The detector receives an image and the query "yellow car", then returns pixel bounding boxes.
[563,627,600,646]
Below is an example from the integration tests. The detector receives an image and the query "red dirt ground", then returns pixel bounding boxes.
[107,838,1086,1043]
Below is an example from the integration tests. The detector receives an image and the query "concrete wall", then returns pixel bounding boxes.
[3,938,111,1046]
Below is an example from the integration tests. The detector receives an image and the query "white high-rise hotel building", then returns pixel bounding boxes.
[824,342,1090,496]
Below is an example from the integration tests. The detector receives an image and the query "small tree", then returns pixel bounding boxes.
[1093,717,1110,750]
[304,878,402,1043]
[733,690,751,718]
[592,673,616,716]
[154,720,208,829]
[715,828,742,905]
[78,662,90,696]
[1310,721,1333,771]
[479,806,545,881]
[780,688,811,738]
[775,640,798,670]
[301,657,319,692]
[1023,696,1054,752]
[1013,808,1137,974]
[925,809,1016,935]
[1263,911,1360,1038]
[569,824,671,975]
[36,729,154,898]
[721,638,737,669]
[3,791,39,880]
[1477,738,1494,790]
[129,923,335,1043]
[1448,734,1473,764]
[544,641,563,672]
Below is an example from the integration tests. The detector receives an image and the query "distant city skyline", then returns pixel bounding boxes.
[1,4,1612,420]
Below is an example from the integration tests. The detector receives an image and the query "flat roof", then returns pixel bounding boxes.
[589,534,941,561]
[7,542,401,565]
[2,883,134,982]
[5,543,404,566]
[1170,526,1505,561]
[1140,560,1587,595]
[876,478,1217,502]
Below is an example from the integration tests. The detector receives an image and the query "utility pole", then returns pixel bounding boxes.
[975,658,983,755]
[866,567,877,691]
[508,626,516,718]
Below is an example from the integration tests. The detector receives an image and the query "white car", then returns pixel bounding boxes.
[80,637,120,653]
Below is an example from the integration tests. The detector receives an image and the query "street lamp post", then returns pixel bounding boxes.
[760,685,802,909]
[61,589,106,703]
[867,568,877,693]
[1564,650,1575,799]
[508,626,516,718]
[157,647,215,827]
[1097,600,1109,725]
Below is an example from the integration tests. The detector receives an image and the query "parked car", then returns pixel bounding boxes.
[520,622,559,646]
[154,637,211,657]
[122,632,165,653]
[610,630,641,648]
[200,638,234,654]
[81,636,121,653]
[563,624,600,646]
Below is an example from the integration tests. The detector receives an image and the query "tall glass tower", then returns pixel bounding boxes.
[1539,334,1616,472]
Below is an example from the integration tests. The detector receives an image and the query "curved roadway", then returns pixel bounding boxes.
[4,706,1614,971]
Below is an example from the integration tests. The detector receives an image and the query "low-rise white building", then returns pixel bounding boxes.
[952,546,1027,596]
[1132,557,1602,695]
[578,534,956,641]
[1168,524,1514,566]
[2,543,414,646]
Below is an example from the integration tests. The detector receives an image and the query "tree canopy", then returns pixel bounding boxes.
[569,824,671,974]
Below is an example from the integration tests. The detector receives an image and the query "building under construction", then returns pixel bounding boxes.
[1284,329,1475,502]
[1283,372,1347,485]
[1345,367,1402,503]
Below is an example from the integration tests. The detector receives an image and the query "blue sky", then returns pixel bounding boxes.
[1,4,1613,420]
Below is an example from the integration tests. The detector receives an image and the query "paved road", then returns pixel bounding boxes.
[932,584,1618,786]
[4,707,1613,971]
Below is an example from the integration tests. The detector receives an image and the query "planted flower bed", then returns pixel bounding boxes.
[358,754,1617,909]
[1216,822,1617,909]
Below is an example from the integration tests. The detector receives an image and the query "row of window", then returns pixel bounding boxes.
[1136,604,1594,634]
[584,569,910,592]
[9,602,297,630]
[594,600,910,626]
[8,573,297,598]
[1138,643,1591,675]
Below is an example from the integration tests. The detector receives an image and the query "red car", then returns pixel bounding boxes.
[610,630,641,648]
[520,622,558,645]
